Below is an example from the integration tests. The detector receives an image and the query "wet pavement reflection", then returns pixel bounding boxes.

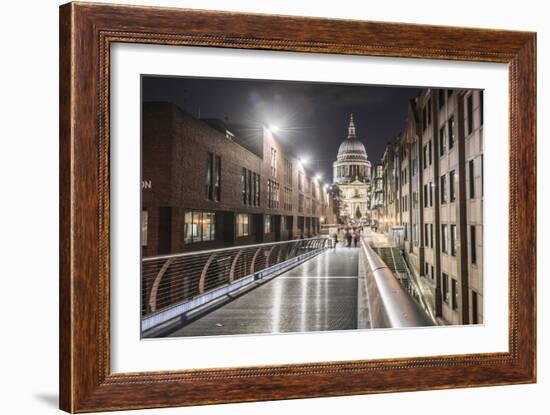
[169,246,359,337]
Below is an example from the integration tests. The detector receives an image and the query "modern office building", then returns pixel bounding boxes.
[141,102,329,257]
[378,89,484,325]
[332,114,371,224]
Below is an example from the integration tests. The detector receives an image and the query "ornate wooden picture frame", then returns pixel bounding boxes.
[59,2,536,412]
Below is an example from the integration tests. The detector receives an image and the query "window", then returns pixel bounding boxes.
[450,224,457,256]
[264,215,272,233]
[427,98,432,124]
[424,223,429,247]
[298,193,304,213]
[423,184,428,208]
[185,211,216,243]
[284,158,292,185]
[255,173,260,206]
[451,279,458,310]
[450,170,456,202]
[298,171,304,191]
[447,89,454,98]
[441,224,448,253]
[413,223,418,245]
[268,180,280,209]
[247,170,252,206]
[242,168,260,206]
[469,159,475,199]
[141,210,148,247]
[439,126,446,156]
[283,187,292,211]
[214,156,221,201]
[442,272,449,303]
[438,89,445,109]
[241,168,247,205]
[440,175,447,204]
[270,147,278,178]
[206,152,213,200]
[236,214,250,237]
[423,145,428,169]
[431,265,434,280]
[467,94,474,135]
[430,223,434,248]
[472,291,479,324]
[480,91,484,126]
[425,262,429,276]
[470,225,477,264]
[448,116,455,150]
[428,140,433,165]
[429,182,433,207]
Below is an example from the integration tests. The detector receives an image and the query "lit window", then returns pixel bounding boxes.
[236,214,250,237]
[141,210,148,247]
[264,215,272,233]
[450,170,456,202]
[184,211,216,243]
[450,224,457,256]
[442,272,449,303]
[452,279,458,310]
[441,224,448,253]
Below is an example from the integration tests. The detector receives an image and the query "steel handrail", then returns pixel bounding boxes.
[360,238,434,328]
[143,236,327,262]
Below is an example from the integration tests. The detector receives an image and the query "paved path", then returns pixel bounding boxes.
[168,246,359,337]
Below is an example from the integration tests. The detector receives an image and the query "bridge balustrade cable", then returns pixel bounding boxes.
[141,237,330,319]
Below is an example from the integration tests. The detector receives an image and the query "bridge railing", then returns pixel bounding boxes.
[141,237,330,324]
[359,238,435,328]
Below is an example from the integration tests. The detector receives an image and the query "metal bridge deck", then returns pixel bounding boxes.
[168,246,359,337]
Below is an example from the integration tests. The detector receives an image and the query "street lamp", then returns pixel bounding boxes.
[268,125,279,134]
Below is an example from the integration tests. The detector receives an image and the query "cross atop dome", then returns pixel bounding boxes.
[347,113,356,138]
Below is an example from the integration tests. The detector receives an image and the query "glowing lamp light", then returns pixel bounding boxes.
[299,156,309,166]
[268,125,279,134]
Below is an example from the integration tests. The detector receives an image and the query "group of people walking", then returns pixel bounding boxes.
[332,226,362,248]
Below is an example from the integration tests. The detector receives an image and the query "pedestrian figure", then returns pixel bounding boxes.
[353,228,360,247]
[299,230,304,239]
[345,228,352,248]
[333,232,338,248]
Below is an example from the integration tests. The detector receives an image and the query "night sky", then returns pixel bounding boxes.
[142,76,420,182]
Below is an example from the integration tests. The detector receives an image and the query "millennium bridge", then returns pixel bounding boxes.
[141,230,435,338]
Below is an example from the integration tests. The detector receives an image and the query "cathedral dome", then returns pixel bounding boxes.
[332,113,371,185]
[336,114,368,162]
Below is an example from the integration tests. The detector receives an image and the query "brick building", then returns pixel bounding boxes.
[141,102,328,256]
[378,88,484,325]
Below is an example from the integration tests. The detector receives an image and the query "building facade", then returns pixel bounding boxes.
[142,102,328,257]
[332,114,371,224]
[370,164,384,228]
[379,89,484,325]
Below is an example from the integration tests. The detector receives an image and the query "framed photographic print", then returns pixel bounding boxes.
[59,2,536,412]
